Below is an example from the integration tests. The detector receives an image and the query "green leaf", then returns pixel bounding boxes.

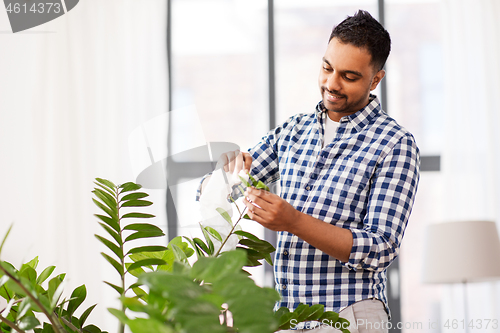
[131,286,148,300]
[193,238,211,255]
[36,295,51,313]
[108,307,129,324]
[238,175,251,187]
[17,297,32,320]
[79,304,97,328]
[17,315,40,330]
[337,318,350,333]
[0,223,13,257]
[204,226,223,242]
[238,248,263,267]
[50,279,65,309]
[278,312,298,330]
[239,238,275,252]
[122,212,155,219]
[121,192,149,202]
[215,208,233,227]
[127,259,166,273]
[119,182,142,193]
[255,180,270,191]
[101,253,124,276]
[92,198,115,219]
[191,250,247,283]
[242,213,251,219]
[94,181,116,198]
[306,304,325,321]
[318,310,340,322]
[127,318,175,333]
[36,265,56,284]
[97,223,123,246]
[95,235,123,261]
[274,306,290,319]
[125,263,147,278]
[67,285,87,317]
[123,223,164,233]
[95,178,116,190]
[92,188,118,214]
[200,225,215,255]
[20,266,37,284]
[124,231,164,243]
[23,256,39,270]
[183,236,204,258]
[248,173,259,186]
[82,324,102,333]
[233,230,261,242]
[294,303,311,322]
[126,246,168,256]
[103,281,124,295]
[263,252,273,266]
[168,237,194,258]
[121,297,148,312]
[121,200,153,208]
[48,274,65,301]
[94,214,120,232]
[170,244,188,263]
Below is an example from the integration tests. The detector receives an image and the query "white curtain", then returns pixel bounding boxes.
[441,0,500,331]
[0,0,168,329]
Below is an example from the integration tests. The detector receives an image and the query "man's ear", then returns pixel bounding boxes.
[370,69,385,91]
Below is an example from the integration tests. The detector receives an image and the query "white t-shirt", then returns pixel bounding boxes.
[323,113,339,148]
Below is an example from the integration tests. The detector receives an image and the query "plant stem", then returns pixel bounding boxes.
[0,313,24,333]
[214,206,248,257]
[0,265,65,333]
[61,317,83,333]
[115,186,126,333]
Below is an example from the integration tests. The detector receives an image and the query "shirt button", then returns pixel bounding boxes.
[282,285,287,290]
[305,185,311,191]
[283,250,288,256]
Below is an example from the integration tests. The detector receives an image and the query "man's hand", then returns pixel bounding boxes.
[216,150,252,174]
[243,187,300,232]
[201,150,252,194]
[243,186,353,263]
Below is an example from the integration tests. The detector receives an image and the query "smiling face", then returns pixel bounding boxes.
[319,37,385,121]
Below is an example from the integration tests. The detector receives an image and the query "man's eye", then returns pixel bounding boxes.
[323,67,332,72]
[344,76,356,82]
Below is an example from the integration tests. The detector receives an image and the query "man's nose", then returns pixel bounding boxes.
[326,72,341,92]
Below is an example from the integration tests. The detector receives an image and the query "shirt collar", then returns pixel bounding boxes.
[316,94,382,132]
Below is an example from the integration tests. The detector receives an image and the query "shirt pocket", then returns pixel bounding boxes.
[323,160,372,203]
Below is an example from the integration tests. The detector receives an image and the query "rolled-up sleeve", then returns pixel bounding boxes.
[345,134,420,272]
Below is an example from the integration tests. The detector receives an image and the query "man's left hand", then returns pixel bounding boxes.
[243,187,300,232]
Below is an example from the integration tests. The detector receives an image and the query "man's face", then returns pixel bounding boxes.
[318,37,385,121]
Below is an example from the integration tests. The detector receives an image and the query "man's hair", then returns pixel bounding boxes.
[329,10,391,71]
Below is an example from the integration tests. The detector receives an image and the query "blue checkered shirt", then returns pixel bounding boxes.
[248,95,420,321]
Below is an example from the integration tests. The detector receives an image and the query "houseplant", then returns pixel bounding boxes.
[0,177,349,333]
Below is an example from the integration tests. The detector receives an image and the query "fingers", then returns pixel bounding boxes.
[217,150,253,175]
[227,150,237,173]
[245,187,272,204]
[242,152,252,172]
[243,195,265,218]
[217,150,238,173]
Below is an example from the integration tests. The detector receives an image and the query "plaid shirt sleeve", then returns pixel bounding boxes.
[248,116,298,186]
[345,133,420,272]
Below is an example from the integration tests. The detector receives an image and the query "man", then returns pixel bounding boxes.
[210,10,419,333]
